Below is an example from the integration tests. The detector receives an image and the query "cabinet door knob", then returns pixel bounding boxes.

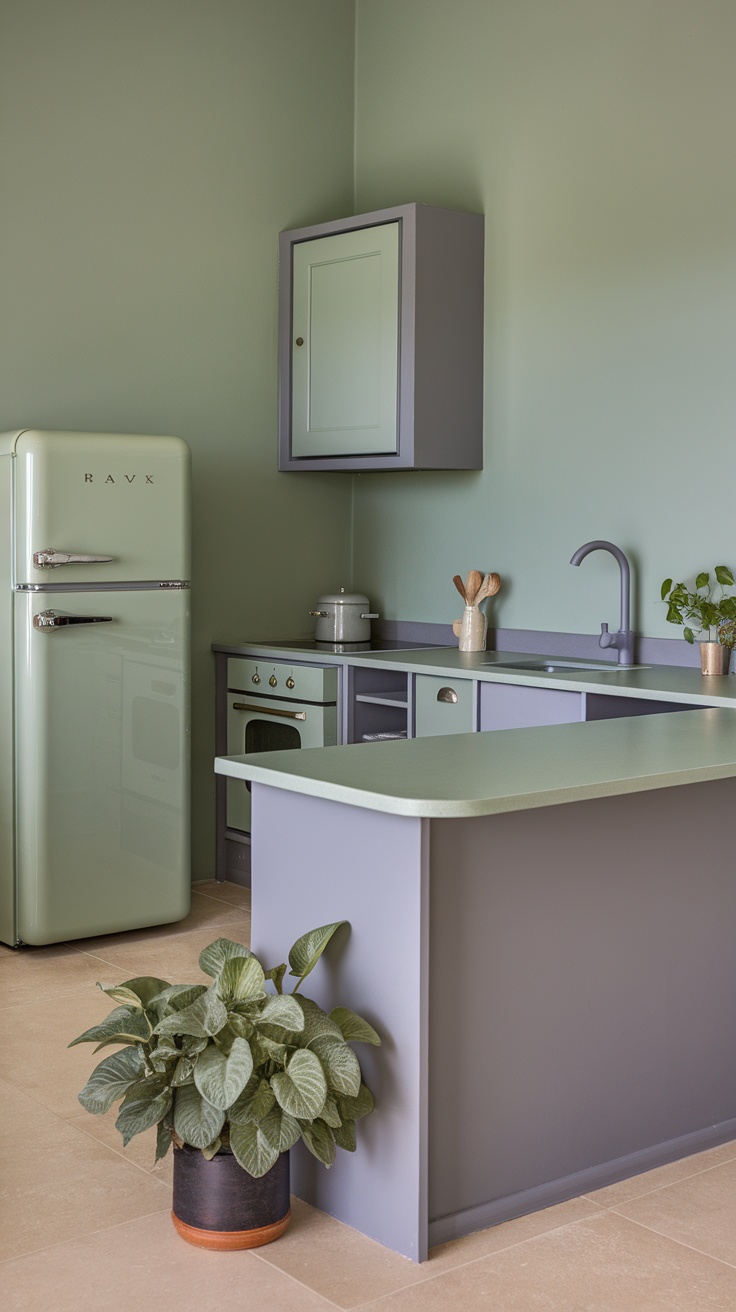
[437,687,459,704]
[295,337,304,346]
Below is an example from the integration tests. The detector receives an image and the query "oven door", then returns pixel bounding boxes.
[226,693,337,833]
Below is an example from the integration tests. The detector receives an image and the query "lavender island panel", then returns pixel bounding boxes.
[249,783,430,1262]
[426,776,736,1242]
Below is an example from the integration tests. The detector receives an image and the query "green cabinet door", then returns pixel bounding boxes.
[414,674,474,737]
[291,223,400,458]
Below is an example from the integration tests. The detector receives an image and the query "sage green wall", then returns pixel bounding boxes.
[0,0,355,878]
[352,0,736,641]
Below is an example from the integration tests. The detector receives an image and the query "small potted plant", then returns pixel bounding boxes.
[661,567,736,674]
[70,921,380,1250]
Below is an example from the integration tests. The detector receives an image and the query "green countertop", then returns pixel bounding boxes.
[215,707,736,819]
[216,640,736,707]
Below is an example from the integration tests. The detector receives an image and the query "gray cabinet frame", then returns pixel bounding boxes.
[278,203,484,471]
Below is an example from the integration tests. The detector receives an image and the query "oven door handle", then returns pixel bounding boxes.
[232,701,307,721]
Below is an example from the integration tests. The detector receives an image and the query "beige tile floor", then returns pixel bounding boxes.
[2,880,736,1310]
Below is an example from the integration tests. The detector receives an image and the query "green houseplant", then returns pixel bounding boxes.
[661,567,736,673]
[70,921,380,1249]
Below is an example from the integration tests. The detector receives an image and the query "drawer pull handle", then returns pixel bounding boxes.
[437,687,458,704]
[232,702,306,721]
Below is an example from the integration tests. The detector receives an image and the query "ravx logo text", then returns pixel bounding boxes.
[84,474,154,483]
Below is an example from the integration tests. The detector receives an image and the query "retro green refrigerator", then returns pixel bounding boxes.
[0,430,191,946]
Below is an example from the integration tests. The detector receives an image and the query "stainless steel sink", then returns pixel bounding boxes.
[482,659,648,674]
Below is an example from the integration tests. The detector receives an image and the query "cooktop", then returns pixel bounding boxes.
[261,638,441,655]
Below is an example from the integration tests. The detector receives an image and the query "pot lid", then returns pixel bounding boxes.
[316,590,371,606]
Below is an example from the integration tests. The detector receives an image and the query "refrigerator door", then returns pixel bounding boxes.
[13,431,190,586]
[13,588,190,944]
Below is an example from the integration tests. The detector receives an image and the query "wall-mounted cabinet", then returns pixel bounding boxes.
[278,203,484,471]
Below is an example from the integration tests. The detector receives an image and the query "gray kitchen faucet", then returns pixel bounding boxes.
[570,539,635,667]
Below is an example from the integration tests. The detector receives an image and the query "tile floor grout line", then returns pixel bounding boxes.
[63,1116,174,1183]
[582,1152,736,1211]
[247,1247,349,1311]
[0,1203,176,1269]
[604,1209,736,1273]
[252,1208,614,1311]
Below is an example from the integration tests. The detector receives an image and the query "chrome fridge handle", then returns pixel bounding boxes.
[33,610,114,631]
[33,549,115,568]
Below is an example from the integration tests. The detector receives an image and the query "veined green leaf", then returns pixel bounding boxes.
[69,1005,152,1050]
[193,1037,253,1110]
[300,1119,336,1167]
[202,1137,222,1161]
[115,1089,172,1147]
[329,1007,381,1046]
[661,578,673,601]
[228,1075,277,1125]
[295,996,343,1045]
[333,1118,357,1152]
[271,1107,301,1152]
[271,1049,327,1121]
[97,977,171,1010]
[173,1084,225,1149]
[226,1012,254,1040]
[696,572,709,590]
[716,566,735,587]
[198,938,253,979]
[310,1036,361,1097]
[154,984,208,1017]
[684,627,695,643]
[229,1120,280,1178]
[155,1119,173,1164]
[320,1096,342,1129]
[217,955,266,1004]
[264,962,287,993]
[260,995,305,1031]
[337,1082,375,1120]
[250,1034,289,1066]
[169,1055,194,1087]
[153,988,228,1039]
[77,1046,145,1114]
[288,922,347,983]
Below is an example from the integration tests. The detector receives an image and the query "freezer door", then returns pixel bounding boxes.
[12,589,190,944]
[13,430,190,585]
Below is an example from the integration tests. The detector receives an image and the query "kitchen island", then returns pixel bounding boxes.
[215,706,736,1262]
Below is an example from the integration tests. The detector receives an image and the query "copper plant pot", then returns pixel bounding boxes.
[699,642,730,676]
[172,1144,290,1250]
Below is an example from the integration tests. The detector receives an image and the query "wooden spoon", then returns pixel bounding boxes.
[465,570,483,605]
[452,574,467,603]
[475,572,501,604]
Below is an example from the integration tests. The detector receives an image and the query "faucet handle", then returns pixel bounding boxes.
[599,622,614,649]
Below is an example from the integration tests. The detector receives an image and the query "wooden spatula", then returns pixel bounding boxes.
[452,574,467,602]
[465,570,483,604]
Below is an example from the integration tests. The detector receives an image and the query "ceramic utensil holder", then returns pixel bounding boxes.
[458,604,487,652]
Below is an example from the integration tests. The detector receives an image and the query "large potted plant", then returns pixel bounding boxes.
[70,921,380,1250]
[661,567,736,674]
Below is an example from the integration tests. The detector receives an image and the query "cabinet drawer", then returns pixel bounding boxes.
[479,681,582,731]
[414,674,474,737]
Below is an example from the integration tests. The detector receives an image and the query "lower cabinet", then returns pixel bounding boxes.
[414,674,474,737]
[479,681,583,731]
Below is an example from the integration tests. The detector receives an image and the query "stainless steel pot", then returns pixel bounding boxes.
[309,590,379,643]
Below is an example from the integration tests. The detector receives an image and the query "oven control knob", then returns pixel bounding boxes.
[269,675,277,687]
[252,673,261,685]
[286,676,295,689]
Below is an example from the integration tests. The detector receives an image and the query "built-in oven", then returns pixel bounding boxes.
[225,657,338,833]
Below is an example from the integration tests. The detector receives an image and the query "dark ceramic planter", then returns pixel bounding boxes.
[172,1144,291,1250]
